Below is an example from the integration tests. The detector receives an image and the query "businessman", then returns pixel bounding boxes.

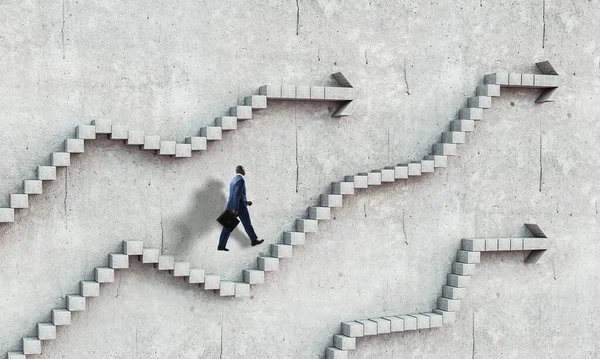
[218,165,264,251]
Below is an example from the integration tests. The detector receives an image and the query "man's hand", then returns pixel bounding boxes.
[231,210,238,216]
[247,201,253,206]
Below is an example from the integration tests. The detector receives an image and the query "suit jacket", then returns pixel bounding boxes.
[225,174,247,212]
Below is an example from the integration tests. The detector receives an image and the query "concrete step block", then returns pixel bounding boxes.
[95,267,115,283]
[511,238,524,250]
[10,194,28,209]
[142,135,161,150]
[142,248,160,263]
[523,237,550,250]
[37,323,57,340]
[258,256,279,271]
[259,85,282,98]
[407,162,421,176]
[433,309,457,324]
[230,105,253,119]
[281,85,296,99]
[173,261,190,277]
[341,321,364,338]
[310,86,325,100]
[216,116,237,130]
[462,238,486,251]
[459,107,484,121]
[76,125,96,140]
[283,231,305,245]
[468,96,492,109]
[382,316,404,332]
[424,155,448,168]
[219,281,235,296]
[345,174,368,189]
[370,318,391,334]
[443,285,467,300]
[80,281,100,297]
[331,181,355,195]
[423,312,443,328]
[325,87,354,101]
[437,297,461,312]
[378,169,395,182]
[476,84,501,97]
[126,130,145,145]
[200,127,222,141]
[51,309,71,326]
[409,313,430,329]
[159,141,176,155]
[485,238,499,251]
[185,136,207,151]
[391,165,409,179]
[244,95,267,109]
[450,120,475,132]
[186,268,205,284]
[0,208,15,222]
[175,144,192,158]
[7,352,26,359]
[123,241,143,256]
[498,238,511,251]
[396,315,417,331]
[421,159,435,173]
[356,320,378,336]
[433,143,457,156]
[321,194,342,207]
[296,219,318,233]
[309,206,330,220]
[447,273,471,288]
[204,274,221,290]
[52,152,71,167]
[296,85,310,99]
[110,125,128,140]
[24,180,43,194]
[157,255,175,270]
[271,244,293,258]
[508,73,522,86]
[333,334,356,350]
[457,250,481,264]
[534,74,560,87]
[484,73,509,85]
[452,262,476,276]
[442,131,466,144]
[366,171,382,185]
[66,294,86,311]
[65,139,85,153]
[234,282,251,297]
[22,337,42,355]
[243,269,264,284]
[91,119,112,134]
[109,254,129,269]
[521,73,533,86]
[325,347,348,359]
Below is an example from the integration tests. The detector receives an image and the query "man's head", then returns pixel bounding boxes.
[236,165,245,176]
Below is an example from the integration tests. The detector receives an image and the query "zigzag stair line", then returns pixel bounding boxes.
[6,64,559,358]
[0,73,356,224]
[323,224,552,359]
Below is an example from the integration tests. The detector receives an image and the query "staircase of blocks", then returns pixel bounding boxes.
[4,64,560,358]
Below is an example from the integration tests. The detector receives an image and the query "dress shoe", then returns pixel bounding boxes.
[217,247,229,251]
[251,239,264,246]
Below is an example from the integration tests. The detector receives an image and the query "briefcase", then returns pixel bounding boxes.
[217,210,240,232]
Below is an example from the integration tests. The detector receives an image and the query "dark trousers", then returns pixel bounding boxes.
[218,204,257,248]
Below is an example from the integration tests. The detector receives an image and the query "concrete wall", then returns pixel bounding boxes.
[0,0,598,358]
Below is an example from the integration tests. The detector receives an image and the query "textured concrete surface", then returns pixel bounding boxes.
[1,0,599,358]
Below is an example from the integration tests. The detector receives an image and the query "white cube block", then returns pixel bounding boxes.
[459,108,483,120]
[397,315,417,330]
[410,314,430,329]
[175,144,192,158]
[325,347,348,359]
[258,256,279,271]
[443,285,467,300]
[259,85,282,98]
[380,169,395,182]
[468,96,492,109]
[24,180,43,194]
[66,294,86,311]
[522,73,534,86]
[433,143,457,156]
[0,208,15,223]
[423,312,443,328]
[331,182,355,195]
[204,274,221,289]
[484,73,509,85]
[187,268,205,284]
[321,194,342,207]
[271,244,293,258]
[216,116,237,130]
[370,318,391,334]
[382,316,404,332]
[80,280,100,297]
[486,238,499,251]
[142,135,161,150]
[173,261,190,276]
[296,219,318,232]
[457,250,480,264]
[447,274,470,288]
[52,309,71,326]
[434,309,457,324]
[295,85,310,99]
[424,155,448,168]
[508,73,522,86]
[157,255,175,270]
[333,334,356,350]
[498,238,511,251]
[407,162,421,176]
[283,232,305,245]
[341,321,364,338]
[462,238,486,251]
[367,171,382,185]
[442,131,466,144]
[109,254,129,269]
[142,248,160,263]
[392,165,408,179]
[345,175,368,189]
[219,281,235,296]
[126,130,145,145]
[281,85,296,99]
[123,241,143,255]
[37,323,56,340]
[476,84,500,97]
[230,105,253,119]
[452,262,476,276]
[200,127,222,141]
[52,152,71,167]
[309,207,330,220]
[510,238,524,250]
[7,352,26,359]
[94,267,115,283]
[421,160,435,173]
[310,86,325,99]
[10,194,28,209]
[450,120,475,132]
[91,119,112,134]
[438,297,461,311]
[38,166,58,182]
[110,125,128,140]
[159,141,176,155]
[234,282,251,297]
[185,136,207,151]
[76,125,96,140]
[356,320,378,336]
[244,95,267,109]
[243,269,264,284]
[22,338,41,355]
[65,139,84,153]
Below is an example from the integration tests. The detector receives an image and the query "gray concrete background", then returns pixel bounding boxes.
[0,0,599,358]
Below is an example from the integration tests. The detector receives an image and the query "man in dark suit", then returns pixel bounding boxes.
[218,165,264,251]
